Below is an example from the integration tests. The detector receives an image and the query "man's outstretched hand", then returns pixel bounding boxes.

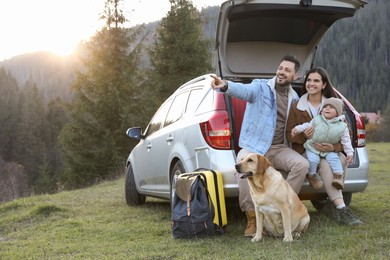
[210,74,226,90]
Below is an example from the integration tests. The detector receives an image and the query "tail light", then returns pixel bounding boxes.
[336,91,366,148]
[200,111,232,150]
[355,113,366,147]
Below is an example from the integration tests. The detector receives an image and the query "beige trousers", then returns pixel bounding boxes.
[317,153,346,202]
[237,144,309,212]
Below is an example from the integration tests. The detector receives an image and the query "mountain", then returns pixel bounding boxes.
[0,51,76,102]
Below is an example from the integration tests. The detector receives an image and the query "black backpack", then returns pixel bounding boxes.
[171,174,222,238]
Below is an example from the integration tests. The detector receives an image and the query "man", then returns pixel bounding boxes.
[211,54,309,237]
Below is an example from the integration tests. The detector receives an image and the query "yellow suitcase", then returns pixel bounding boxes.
[179,169,227,228]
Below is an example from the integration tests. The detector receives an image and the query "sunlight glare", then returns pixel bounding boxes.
[0,0,224,61]
[0,0,104,59]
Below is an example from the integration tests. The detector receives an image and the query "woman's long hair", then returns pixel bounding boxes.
[302,67,338,98]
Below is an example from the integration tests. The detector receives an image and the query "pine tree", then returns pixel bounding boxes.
[43,98,68,189]
[12,79,46,187]
[149,0,212,102]
[0,68,19,160]
[59,0,144,188]
[34,155,54,194]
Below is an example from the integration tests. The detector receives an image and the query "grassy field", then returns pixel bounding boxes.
[0,143,389,259]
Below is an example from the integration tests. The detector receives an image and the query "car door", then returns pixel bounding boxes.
[135,91,189,195]
[214,0,366,80]
[148,91,190,191]
[131,98,173,193]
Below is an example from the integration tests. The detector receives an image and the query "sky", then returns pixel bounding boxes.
[0,0,224,62]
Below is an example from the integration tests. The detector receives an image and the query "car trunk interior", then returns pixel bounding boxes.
[216,3,361,80]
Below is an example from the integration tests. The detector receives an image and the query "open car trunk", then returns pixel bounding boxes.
[213,0,367,81]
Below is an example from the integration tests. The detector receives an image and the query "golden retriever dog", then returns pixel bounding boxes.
[235,153,310,242]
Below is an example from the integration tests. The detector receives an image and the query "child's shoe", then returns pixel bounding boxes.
[332,174,344,189]
[307,173,323,189]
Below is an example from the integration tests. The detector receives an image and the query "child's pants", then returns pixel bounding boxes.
[306,150,343,175]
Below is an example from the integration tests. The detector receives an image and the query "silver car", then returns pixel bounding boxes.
[125,0,368,210]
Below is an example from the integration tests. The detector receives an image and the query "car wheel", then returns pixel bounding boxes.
[311,199,328,211]
[342,192,352,206]
[170,161,185,206]
[125,164,146,206]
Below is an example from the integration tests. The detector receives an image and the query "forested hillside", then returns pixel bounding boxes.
[0,52,75,102]
[315,0,389,112]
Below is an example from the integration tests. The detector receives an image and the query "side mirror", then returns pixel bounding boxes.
[126,127,143,140]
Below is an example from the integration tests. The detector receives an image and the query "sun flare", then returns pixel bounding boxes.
[0,0,103,60]
[0,0,224,61]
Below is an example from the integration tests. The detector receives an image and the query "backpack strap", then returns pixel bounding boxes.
[186,193,191,216]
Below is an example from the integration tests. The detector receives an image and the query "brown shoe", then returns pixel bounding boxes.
[307,174,323,189]
[332,174,344,189]
[244,211,256,237]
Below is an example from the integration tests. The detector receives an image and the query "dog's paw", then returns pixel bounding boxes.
[251,236,262,242]
[293,232,301,238]
[282,236,293,242]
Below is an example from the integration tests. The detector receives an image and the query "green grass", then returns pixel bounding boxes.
[1,143,389,259]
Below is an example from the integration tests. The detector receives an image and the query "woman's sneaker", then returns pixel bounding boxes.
[337,207,363,225]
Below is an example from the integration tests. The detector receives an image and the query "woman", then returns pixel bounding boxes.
[286,67,362,225]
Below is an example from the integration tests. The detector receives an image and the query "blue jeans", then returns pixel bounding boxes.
[306,150,343,175]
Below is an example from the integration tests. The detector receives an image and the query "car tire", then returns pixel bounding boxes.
[342,192,352,206]
[125,164,146,206]
[311,192,352,211]
[170,161,185,207]
[311,199,328,211]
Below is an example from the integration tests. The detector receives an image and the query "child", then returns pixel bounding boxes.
[291,97,353,190]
